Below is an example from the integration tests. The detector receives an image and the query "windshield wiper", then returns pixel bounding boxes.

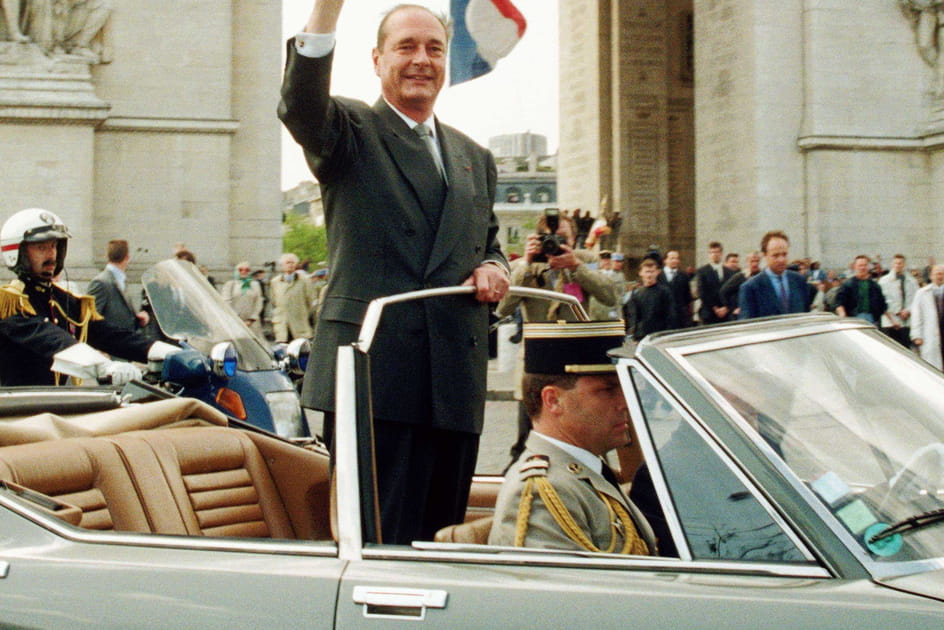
[868,508,944,543]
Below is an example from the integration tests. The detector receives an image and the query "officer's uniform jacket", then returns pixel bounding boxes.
[0,277,151,386]
[488,433,657,554]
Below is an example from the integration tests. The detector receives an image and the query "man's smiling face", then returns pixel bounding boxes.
[373,7,447,121]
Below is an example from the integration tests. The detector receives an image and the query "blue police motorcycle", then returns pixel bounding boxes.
[141,259,309,438]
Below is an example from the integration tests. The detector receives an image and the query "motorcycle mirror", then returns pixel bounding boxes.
[210,342,238,379]
[285,338,310,375]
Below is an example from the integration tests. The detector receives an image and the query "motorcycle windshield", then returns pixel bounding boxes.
[142,259,276,371]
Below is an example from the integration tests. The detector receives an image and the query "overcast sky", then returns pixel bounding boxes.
[280,0,559,190]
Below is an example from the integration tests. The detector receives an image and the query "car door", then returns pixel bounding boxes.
[332,361,944,629]
[0,498,345,629]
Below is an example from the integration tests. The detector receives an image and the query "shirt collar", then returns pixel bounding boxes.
[384,97,436,138]
[106,263,126,287]
[763,267,784,280]
[533,433,602,475]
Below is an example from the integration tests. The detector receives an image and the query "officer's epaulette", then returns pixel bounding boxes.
[518,454,549,480]
[74,292,103,323]
[0,280,36,319]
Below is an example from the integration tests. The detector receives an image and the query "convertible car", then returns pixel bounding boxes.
[0,287,942,628]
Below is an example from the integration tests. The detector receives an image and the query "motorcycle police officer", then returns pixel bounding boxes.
[0,208,173,386]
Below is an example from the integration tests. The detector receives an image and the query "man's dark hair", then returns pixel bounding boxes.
[760,230,789,254]
[708,241,723,250]
[106,239,129,264]
[175,249,197,264]
[724,252,739,262]
[377,4,452,49]
[521,373,579,420]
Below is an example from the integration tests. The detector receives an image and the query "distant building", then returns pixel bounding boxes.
[282,182,324,226]
[491,134,557,257]
[489,132,548,159]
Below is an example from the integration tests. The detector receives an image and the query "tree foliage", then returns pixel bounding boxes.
[282,214,328,266]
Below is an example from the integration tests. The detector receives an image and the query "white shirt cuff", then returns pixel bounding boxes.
[294,31,335,58]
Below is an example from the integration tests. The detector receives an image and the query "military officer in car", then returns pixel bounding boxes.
[488,321,657,554]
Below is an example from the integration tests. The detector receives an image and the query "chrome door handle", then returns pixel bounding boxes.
[352,586,447,620]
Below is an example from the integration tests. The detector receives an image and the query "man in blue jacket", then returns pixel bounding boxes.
[738,231,811,320]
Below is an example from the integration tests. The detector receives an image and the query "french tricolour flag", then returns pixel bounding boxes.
[450,0,527,85]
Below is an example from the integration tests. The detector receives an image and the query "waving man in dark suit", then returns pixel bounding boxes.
[279,1,509,544]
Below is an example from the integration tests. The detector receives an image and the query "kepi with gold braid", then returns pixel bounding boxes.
[523,320,625,375]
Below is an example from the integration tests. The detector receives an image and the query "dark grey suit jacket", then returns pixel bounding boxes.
[278,44,506,434]
[87,268,137,332]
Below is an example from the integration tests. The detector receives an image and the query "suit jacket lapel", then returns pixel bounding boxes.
[374,99,446,232]
[425,123,474,277]
[106,270,135,315]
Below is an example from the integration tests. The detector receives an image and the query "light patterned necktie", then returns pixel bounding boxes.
[414,124,447,182]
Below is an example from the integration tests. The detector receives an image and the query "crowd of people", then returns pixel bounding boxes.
[512,220,943,371]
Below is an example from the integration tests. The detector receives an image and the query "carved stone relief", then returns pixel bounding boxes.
[1,0,112,64]
[900,0,944,97]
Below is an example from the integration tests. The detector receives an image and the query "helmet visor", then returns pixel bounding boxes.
[22,222,71,242]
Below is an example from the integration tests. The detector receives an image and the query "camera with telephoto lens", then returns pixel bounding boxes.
[533,208,565,262]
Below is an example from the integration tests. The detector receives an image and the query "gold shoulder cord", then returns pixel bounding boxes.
[49,294,103,344]
[514,476,649,555]
[48,294,103,386]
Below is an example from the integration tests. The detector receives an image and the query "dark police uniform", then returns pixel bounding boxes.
[0,277,151,386]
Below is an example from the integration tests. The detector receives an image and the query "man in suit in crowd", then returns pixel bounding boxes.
[878,254,918,348]
[721,250,761,318]
[738,231,811,320]
[835,255,893,325]
[87,239,149,335]
[625,259,678,341]
[279,1,509,544]
[489,320,656,555]
[659,249,692,327]
[696,241,735,324]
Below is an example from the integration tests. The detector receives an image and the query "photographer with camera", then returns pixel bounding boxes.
[496,209,618,467]
[498,209,614,322]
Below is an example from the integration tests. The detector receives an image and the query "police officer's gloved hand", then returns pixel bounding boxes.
[97,360,143,386]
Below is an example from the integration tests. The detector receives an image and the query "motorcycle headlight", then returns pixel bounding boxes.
[209,342,238,379]
[265,390,305,438]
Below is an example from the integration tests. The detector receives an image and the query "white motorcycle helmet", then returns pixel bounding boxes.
[0,208,72,278]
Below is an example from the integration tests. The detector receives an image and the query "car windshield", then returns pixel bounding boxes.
[142,259,275,371]
[682,327,944,565]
